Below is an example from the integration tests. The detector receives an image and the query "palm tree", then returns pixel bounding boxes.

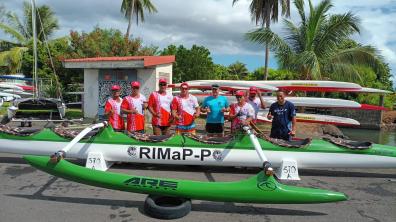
[121,0,157,39]
[1,1,58,44]
[0,1,58,73]
[228,61,249,80]
[232,0,290,80]
[246,0,384,82]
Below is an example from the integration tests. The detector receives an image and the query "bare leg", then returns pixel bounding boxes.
[161,126,171,135]
[152,125,161,136]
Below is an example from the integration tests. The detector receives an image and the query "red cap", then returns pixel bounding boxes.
[131,81,140,88]
[159,78,167,84]
[235,90,245,96]
[111,85,121,91]
[180,82,189,89]
[249,86,258,93]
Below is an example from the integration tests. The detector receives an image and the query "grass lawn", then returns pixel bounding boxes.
[0,101,83,119]
[0,102,11,116]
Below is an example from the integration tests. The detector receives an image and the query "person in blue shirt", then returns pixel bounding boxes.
[201,84,230,136]
[267,91,297,141]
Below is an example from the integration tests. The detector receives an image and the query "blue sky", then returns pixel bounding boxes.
[0,0,395,84]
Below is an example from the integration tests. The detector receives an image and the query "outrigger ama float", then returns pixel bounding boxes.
[0,122,396,179]
[21,123,347,220]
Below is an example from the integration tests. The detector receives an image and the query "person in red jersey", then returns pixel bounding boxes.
[171,82,200,135]
[229,90,255,133]
[121,81,148,133]
[148,78,173,135]
[104,85,125,131]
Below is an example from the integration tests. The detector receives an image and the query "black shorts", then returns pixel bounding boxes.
[270,131,291,141]
[153,125,170,131]
[206,123,224,134]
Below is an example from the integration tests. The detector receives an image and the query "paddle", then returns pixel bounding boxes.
[50,122,108,163]
[249,121,263,134]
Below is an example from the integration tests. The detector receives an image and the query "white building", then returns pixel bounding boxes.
[63,56,174,118]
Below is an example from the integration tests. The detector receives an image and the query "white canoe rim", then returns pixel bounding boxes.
[257,110,360,126]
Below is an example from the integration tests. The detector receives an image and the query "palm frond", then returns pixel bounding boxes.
[246,27,292,52]
[5,11,29,39]
[315,12,360,57]
[295,50,321,79]
[0,46,28,73]
[282,19,304,52]
[305,0,332,51]
[327,46,385,78]
[0,22,26,44]
[281,0,291,17]
[322,62,363,82]
[294,0,306,25]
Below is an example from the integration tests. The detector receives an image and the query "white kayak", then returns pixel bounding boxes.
[2,89,33,97]
[193,93,361,109]
[172,80,278,92]
[353,87,393,94]
[0,92,21,102]
[257,80,362,92]
[257,110,360,126]
[261,96,361,108]
[0,83,24,91]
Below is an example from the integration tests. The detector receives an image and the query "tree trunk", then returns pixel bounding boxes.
[263,14,271,80]
[125,0,135,39]
[126,15,132,38]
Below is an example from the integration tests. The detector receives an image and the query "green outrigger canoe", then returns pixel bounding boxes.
[24,155,347,204]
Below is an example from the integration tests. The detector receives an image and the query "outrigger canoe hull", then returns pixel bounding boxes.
[24,155,347,204]
[1,127,396,169]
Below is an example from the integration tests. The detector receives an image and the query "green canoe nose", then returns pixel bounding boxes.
[23,155,347,204]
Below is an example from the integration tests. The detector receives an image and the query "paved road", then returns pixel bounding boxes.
[0,153,395,222]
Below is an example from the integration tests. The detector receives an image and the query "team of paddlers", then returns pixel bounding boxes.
[105,79,297,140]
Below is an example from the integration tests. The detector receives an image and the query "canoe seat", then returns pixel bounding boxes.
[53,127,100,139]
[0,124,41,136]
[184,134,234,144]
[128,132,173,142]
[323,136,372,150]
[258,134,312,148]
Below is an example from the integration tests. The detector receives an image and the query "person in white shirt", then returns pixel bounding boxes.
[247,86,266,122]
[229,90,255,133]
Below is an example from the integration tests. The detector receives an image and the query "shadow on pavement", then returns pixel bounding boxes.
[300,169,396,179]
[7,193,326,216]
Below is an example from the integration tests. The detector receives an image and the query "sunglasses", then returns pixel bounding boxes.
[159,83,167,86]
[236,96,243,99]
[132,87,140,89]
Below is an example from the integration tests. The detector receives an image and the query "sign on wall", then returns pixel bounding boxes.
[98,69,137,117]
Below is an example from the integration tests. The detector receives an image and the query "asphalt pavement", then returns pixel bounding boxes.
[0,152,395,222]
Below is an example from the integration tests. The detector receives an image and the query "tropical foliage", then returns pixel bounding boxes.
[228,61,249,80]
[68,27,158,58]
[121,0,157,38]
[161,44,215,83]
[246,0,386,83]
[19,27,158,88]
[233,0,290,80]
[0,1,59,73]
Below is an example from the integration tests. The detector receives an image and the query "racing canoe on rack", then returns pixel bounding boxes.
[256,110,360,126]
[1,126,395,169]
[254,80,362,92]
[23,155,347,204]
[171,80,278,92]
